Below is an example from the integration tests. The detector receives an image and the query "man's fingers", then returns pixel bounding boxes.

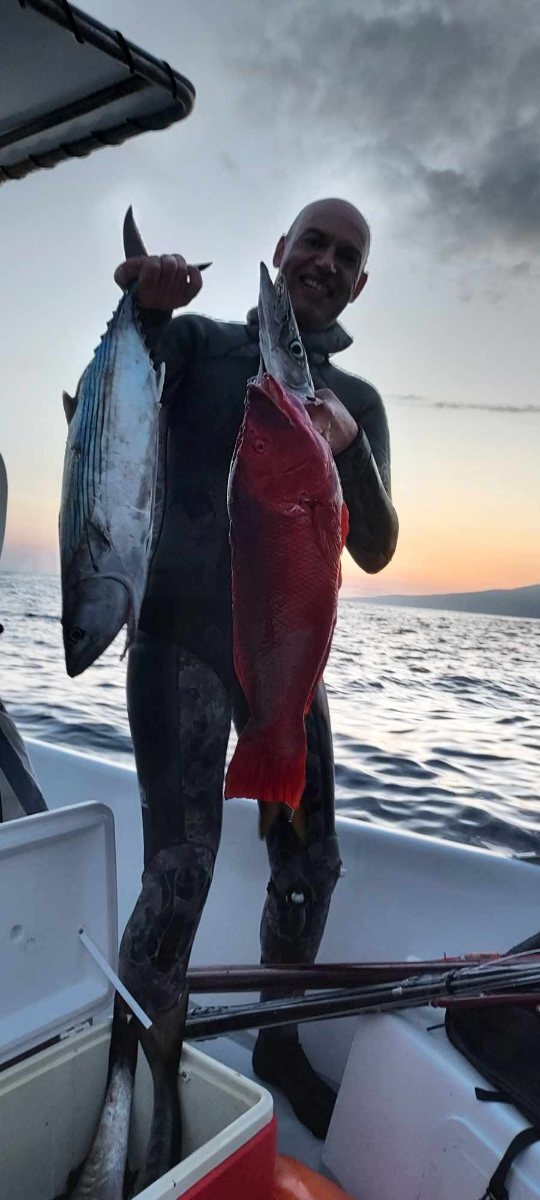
[306,401,332,442]
[114,256,147,289]
[184,265,203,303]
[144,255,187,309]
[113,254,203,311]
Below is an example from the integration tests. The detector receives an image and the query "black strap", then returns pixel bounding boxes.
[479,1126,540,1200]
[476,1087,513,1105]
[114,30,136,74]
[58,0,85,43]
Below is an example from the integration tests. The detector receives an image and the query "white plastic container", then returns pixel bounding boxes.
[0,805,275,1200]
[324,1009,540,1200]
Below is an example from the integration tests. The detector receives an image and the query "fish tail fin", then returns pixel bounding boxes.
[135,988,188,1191]
[136,987,188,1102]
[108,994,139,1083]
[258,799,307,842]
[224,721,306,812]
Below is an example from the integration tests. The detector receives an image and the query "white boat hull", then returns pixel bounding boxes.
[20,738,540,1198]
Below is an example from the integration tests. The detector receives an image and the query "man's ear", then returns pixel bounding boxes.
[273,236,286,269]
[350,270,368,303]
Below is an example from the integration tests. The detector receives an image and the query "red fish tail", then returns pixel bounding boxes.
[224,721,306,811]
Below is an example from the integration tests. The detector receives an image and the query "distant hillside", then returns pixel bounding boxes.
[355,584,540,619]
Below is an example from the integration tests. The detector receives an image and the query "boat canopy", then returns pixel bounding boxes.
[0,0,195,185]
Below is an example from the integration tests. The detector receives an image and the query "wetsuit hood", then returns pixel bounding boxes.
[246,307,353,362]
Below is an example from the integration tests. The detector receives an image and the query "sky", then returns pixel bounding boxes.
[1,0,538,596]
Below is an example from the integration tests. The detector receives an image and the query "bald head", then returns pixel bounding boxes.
[273,197,371,332]
[286,199,371,273]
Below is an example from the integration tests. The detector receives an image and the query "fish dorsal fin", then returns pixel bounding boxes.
[123,206,148,259]
[62,390,77,424]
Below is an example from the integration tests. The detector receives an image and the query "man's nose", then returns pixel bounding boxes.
[315,248,337,274]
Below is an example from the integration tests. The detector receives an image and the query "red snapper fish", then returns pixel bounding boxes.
[225,264,348,819]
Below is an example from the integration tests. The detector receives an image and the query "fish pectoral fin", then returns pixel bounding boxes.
[156,360,166,402]
[312,501,341,570]
[120,607,137,661]
[85,517,113,567]
[62,390,77,424]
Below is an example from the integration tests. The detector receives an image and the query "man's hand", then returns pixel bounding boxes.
[114,254,203,312]
[306,388,359,456]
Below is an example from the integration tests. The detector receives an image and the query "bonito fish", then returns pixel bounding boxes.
[59,209,164,677]
[224,264,348,817]
[60,999,138,1200]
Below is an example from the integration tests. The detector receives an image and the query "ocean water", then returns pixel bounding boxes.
[0,573,539,855]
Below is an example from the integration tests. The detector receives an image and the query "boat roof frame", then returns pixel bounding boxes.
[1,0,195,185]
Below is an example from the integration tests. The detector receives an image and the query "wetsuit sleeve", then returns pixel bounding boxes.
[334,387,399,574]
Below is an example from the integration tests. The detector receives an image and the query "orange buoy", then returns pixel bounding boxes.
[273,1154,354,1200]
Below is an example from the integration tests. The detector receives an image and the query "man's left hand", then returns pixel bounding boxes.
[306,388,359,456]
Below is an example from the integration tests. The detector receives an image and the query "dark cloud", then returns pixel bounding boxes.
[234,0,540,266]
[388,394,540,414]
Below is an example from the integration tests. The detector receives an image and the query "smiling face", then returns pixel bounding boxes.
[273,199,370,332]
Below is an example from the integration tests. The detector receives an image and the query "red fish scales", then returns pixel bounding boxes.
[225,374,349,813]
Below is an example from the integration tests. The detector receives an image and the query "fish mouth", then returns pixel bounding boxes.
[248,375,300,423]
[257,263,314,397]
[63,630,119,677]
[61,574,132,676]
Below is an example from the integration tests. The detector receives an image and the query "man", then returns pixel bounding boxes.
[116,199,398,1138]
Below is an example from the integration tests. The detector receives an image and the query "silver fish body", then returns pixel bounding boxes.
[68,1003,138,1200]
[59,236,164,677]
[257,262,314,399]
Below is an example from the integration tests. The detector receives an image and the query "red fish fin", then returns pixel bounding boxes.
[341,501,350,547]
[225,723,306,811]
[258,800,307,843]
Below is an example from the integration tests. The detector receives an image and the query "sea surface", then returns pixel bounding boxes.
[1,573,539,856]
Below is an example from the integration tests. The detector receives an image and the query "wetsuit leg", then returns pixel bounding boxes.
[119,631,231,1022]
[258,680,341,974]
[233,678,342,1137]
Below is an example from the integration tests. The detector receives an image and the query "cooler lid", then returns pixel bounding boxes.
[0,802,118,1066]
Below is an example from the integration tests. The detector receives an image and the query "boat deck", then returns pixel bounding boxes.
[196,1032,326,1173]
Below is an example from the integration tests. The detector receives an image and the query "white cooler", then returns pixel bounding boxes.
[0,804,275,1200]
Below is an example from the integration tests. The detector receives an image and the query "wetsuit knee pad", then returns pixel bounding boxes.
[262,834,342,950]
[119,841,215,1020]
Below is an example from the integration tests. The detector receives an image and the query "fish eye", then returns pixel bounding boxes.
[289,339,304,358]
[253,438,267,453]
[68,627,86,644]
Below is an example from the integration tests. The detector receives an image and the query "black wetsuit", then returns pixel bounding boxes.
[119,306,398,1038]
